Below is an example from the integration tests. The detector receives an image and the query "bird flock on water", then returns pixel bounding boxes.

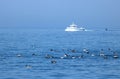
[45,48,119,64]
[13,48,119,69]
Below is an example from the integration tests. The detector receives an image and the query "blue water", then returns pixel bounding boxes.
[0,29,120,79]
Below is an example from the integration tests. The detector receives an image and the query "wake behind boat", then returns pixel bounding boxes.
[65,23,86,32]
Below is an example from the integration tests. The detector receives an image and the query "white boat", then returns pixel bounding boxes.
[65,23,86,32]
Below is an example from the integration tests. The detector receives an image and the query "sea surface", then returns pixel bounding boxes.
[0,28,120,79]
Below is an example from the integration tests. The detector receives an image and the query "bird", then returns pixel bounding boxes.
[113,52,119,59]
[25,65,32,69]
[45,54,53,59]
[17,54,22,57]
[83,48,89,54]
[51,60,57,64]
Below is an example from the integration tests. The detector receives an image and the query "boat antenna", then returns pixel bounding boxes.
[72,22,75,25]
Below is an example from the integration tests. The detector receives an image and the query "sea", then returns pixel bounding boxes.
[0,28,120,79]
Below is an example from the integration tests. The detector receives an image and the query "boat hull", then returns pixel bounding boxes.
[65,28,86,32]
[65,29,80,31]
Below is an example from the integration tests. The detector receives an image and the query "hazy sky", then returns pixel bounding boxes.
[0,0,120,29]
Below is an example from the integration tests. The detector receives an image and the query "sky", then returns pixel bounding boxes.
[0,0,120,29]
